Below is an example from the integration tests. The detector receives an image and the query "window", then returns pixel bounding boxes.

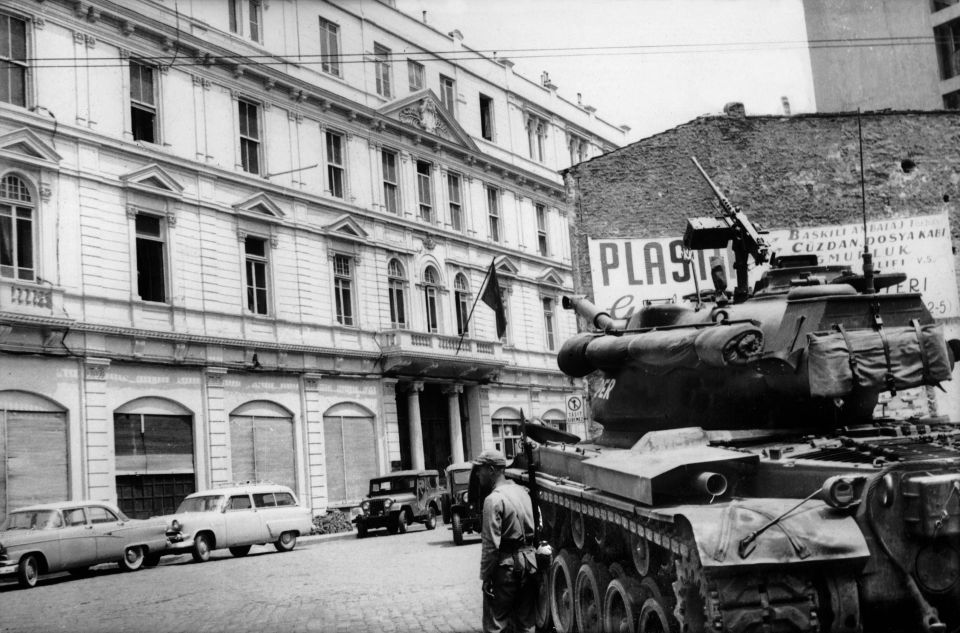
[374,43,392,98]
[334,254,354,326]
[936,19,960,80]
[129,61,157,143]
[454,273,470,336]
[382,149,399,214]
[416,160,433,222]
[535,204,548,256]
[325,130,345,198]
[248,0,262,42]
[486,186,500,243]
[387,259,407,329]
[319,18,341,77]
[447,172,463,232]
[526,114,547,163]
[0,174,34,281]
[227,495,252,511]
[238,98,261,175]
[423,266,440,333]
[88,506,119,524]
[135,214,166,303]
[0,13,26,107]
[440,74,455,113]
[64,508,86,527]
[568,134,588,166]
[408,60,424,91]
[543,297,556,351]
[492,412,522,459]
[479,94,494,141]
[228,0,239,33]
[244,235,269,315]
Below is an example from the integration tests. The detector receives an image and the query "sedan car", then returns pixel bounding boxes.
[0,501,169,589]
[162,484,313,562]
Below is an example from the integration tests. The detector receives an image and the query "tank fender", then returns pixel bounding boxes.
[673,500,870,569]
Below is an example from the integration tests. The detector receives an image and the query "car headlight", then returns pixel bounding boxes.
[169,519,182,532]
[385,499,394,509]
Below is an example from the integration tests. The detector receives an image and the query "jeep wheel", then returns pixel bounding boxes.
[357,523,368,539]
[229,545,252,557]
[396,510,409,534]
[425,507,438,530]
[274,531,297,552]
[192,533,212,562]
[452,512,464,546]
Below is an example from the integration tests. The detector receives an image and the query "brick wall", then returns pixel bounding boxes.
[565,108,960,299]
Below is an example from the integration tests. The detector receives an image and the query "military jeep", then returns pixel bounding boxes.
[355,470,443,538]
[441,463,482,545]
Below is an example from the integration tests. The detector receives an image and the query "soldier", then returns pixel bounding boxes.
[475,449,538,633]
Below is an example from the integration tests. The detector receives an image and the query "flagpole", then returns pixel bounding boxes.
[455,262,493,355]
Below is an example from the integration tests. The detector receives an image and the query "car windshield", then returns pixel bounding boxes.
[370,477,415,495]
[1,510,62,530]
[176,495,224,513]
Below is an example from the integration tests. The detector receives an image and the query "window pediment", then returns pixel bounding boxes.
[322,214,369,242]
[493,255,519,277]
[0,128,63,167]
[379,90,479,151]
[537,267,566,289]
[120,163,184,199]
[233,192,286,219]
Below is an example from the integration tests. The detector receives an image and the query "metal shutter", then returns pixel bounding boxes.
[230,415,295,491]
[2,411,68,521]
[323,414,377,504]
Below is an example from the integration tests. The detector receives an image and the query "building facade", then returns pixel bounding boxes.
[802,0,960,111]
[0,0,626,520]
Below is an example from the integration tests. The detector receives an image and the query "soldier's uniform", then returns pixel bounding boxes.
[478,453,538,633]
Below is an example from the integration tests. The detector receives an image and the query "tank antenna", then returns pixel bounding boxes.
[857,109,876,294]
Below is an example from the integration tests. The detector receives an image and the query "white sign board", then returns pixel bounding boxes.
[588,213,958,320]
[565,395,584,424]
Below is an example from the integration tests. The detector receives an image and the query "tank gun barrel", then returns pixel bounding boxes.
[561,295,626,332]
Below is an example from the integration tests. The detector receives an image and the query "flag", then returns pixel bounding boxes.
[480,262,507,338]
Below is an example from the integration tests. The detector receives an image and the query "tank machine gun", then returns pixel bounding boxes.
[508,161,960,633]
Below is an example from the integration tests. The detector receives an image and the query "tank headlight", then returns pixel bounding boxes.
[915,543,960,593]
[170,519,182,532]
[821,476,860,509]
[385,499,393,508]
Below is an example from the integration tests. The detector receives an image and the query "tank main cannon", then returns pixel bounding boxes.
[504,160,960,633]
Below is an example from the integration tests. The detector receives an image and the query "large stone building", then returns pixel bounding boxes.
[802,0,960,111]
[0,0,626,520]
[563,105,960,419]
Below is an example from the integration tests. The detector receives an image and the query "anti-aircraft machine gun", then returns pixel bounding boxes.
[506,159,960,633]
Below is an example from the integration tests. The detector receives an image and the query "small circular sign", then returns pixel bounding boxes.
[566,395,583,413]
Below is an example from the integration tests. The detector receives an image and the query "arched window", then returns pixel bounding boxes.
[387,259,407,329]
[423,265,440,333]
[114,397,195,518]
[323,402,377,503]
[491,407,522,460]
[0,174,35,281]
[541,408,567,433]
[230,401,295,492]
[454,273,470,335]
[0,391,67,522]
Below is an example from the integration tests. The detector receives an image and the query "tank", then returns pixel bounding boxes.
[506,160,960,633]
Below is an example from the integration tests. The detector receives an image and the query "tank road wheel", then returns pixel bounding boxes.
[571,511,587,551]
[451,512,464,545]
[550,549,581,633]
[575,559,612,633]
[631,533,652,577]
[604,577,646,633]
[536,564,553,632]
[638,595,676,633]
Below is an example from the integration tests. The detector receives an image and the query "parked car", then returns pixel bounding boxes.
[355,470,443,537]
[162,484,312,562]
[441,463,482,545]
[0,501,169,589]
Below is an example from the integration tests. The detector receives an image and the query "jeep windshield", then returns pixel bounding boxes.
[451,470,471,485]
[370,477,416,495]
[176,495,224,513]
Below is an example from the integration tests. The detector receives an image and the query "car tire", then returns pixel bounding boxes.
[18,554,40,589]
[143,553,162,568]
[192,533,212,562]
[229,545,252,557]
[274,531,297,552]
[452,512,464,546]
[425,507,437,530]
[396,510,409,534]
[357,523,368,539]
[120,545,145,572]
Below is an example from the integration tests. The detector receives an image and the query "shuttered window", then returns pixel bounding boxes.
[323,404,377,504]
[1,407,68,523]
[230,403,295,491]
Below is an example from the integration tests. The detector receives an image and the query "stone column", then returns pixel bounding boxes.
[407,381,425,470]
[444,384,464,464]
[83,357,113,503]
[302,373,324,514]
[205,367,229,487]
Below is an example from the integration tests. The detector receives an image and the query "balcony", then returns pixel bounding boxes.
[376,329,506,381]
[0,278,69,322]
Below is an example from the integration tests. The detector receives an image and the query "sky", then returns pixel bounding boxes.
[393,0,817,141]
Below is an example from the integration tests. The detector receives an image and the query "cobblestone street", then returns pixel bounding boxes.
[0,524,484,633]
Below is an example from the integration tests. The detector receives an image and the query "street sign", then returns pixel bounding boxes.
[566,395,584,423]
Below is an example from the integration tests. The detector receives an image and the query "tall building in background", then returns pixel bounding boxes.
[0,0,626,520]
[802,0,960,111]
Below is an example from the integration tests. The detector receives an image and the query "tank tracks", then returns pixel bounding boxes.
[536,485,823,632]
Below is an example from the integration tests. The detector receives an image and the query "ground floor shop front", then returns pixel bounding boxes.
[0,354,579,521]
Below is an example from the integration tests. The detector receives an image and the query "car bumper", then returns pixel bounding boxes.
[0,560,18,576]
[356,514,397,529]
[164,532,195,553]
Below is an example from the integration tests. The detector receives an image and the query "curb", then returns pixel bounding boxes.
[300,530,357,544]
